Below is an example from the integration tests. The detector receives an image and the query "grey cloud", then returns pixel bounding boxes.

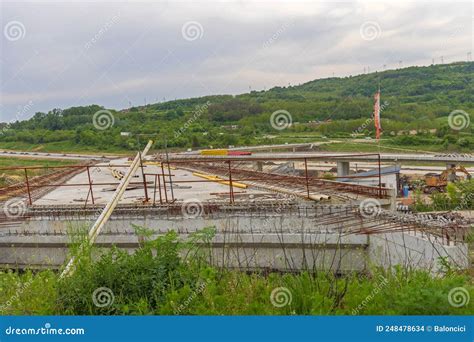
[0,0,471,121]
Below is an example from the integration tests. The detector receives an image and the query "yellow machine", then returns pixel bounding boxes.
[424,165,471,193]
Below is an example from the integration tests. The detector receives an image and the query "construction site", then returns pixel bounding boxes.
[0,141,472,274]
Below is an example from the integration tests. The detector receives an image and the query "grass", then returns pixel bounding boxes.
[0,141,130,154]
[0,157,77,187]
[0,134,465,155]
[0,228,472,316]
[0,157,77,168]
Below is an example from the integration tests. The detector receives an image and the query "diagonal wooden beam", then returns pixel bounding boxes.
[60,140,153,279]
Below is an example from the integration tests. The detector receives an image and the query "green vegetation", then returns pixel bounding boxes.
[0,141,129,154]
[414,180,474,212]
[0,62,472,153]
[0,157,76,187]
[0,157,76,169]
[0,228,472,315]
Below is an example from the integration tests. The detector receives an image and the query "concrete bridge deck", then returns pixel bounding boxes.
[170,152,474,164]
[0,203,468,274]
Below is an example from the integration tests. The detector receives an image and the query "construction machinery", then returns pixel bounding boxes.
[424,165,472,193]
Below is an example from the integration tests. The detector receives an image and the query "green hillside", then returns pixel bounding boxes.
[1,62,473,153]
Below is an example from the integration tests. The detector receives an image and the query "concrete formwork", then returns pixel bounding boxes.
[0,208,468,274]
[368,231,469,273]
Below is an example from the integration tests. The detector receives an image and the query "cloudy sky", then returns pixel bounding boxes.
[0,0,472,122]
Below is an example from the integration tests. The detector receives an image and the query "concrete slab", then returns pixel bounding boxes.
[34,158,263,205]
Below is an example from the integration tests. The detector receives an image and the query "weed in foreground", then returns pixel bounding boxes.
[0,226,472,315]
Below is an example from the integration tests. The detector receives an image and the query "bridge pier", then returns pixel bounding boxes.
[253,161,263,171]
[337,161,350,177]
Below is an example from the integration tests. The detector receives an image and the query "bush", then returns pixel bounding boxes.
[0,227,472,315]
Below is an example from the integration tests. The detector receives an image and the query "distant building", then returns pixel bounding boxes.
[339,165,401,193]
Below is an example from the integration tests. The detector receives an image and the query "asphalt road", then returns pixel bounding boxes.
[0,150,118,161]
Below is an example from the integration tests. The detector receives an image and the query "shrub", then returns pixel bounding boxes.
[0,227,472,315]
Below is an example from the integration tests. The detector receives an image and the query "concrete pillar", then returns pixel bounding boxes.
[253,161,263,172]
[389,188,397,211]
[336,161,350,177]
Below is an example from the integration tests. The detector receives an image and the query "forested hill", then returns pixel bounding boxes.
[1,61,473,152]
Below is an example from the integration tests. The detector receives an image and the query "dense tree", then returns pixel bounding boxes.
[0,62,472,151]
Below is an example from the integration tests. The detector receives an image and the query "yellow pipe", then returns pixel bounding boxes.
[192,172,248,189]
[215,179,248,189]
[193,172,214,179]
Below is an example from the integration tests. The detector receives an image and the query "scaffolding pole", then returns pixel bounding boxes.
[60,140,153,279]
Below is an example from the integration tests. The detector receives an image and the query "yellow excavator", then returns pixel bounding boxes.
[424,165,472,193]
